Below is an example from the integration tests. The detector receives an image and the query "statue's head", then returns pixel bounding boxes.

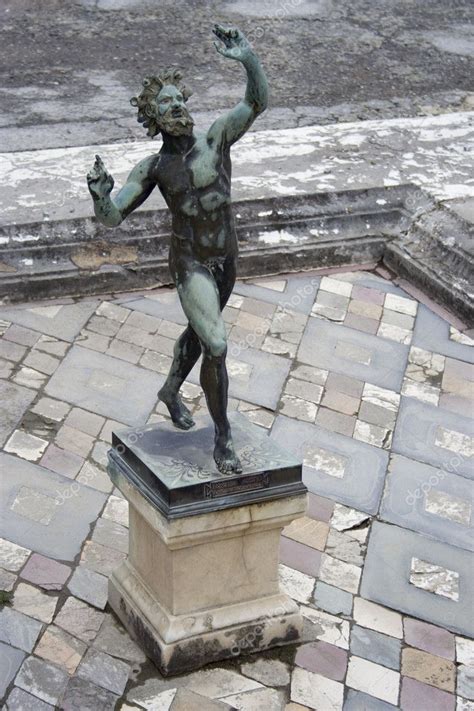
[130,69,194,138]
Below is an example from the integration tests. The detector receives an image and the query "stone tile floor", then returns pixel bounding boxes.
[0,267,473,710]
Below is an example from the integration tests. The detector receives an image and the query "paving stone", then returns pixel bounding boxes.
[282,516,329,550]
[15,655,69,706]
[313,581,353,615]
[5,430,48,462]
[321,390,360,416]
[234,274,319,315]
[35,625,86,674]
[0,357,13,378]
[23,351,59,376]
[125,310,162,333]
[299,606,350,650]
[0,453,106,562]
[279,537,322,577]
[271,416,388,514]
[76,329,111,352]
[344,312,379,335]
[123,290,188,324]
[158,319,184,339]
[413,305,474,364]
[96,301,129,323]
[404,618,455,661]
[2,302,100,342]
[55,425,94,458]
[378,322,412,345]
[68,566,108,610]
[319,554,361,593]
[280,395,317,422]
[54,597,104,643]
[10,485,58,525]
[344,689,398,710]
[349,299,383,321]
[292,364,328,386]
[0,338,27,361]
[32,398,71,423]
[350,625,401,670]
[358,401,397,428]
[34,335,69,358]
[316,408,355,436]
[325,529,366,566]
[0,538,30,572]
[393,398,473,480]
[285,378,323,404]
[0,381,36,442]
[93,614,146,663]
[107,338,144,363]
[12,583,58,623]
[77,461,113,494]
[402,647,455,692]
[45,346,163,426]
[290,667,344,710]
[241,407,275,429]
[306,493,334,523]
[330,504,370,532]
[88,314,122,337]
[0,641,25,696]
[380,454,473,551]
[354,419,392,448]
[362,383,400,411]
[318,290,351,310]
[0,567,16,591]
[361,522,474,637]
[401,378,440,405]
[298,319,408,390]
[170,689,234,710]
[91,518,128,554]
[4,324,40,347]
[456,637,474,666]
[60,676,120,711]
[40,444,83,479]
[240,658,290,687]
[295,640,348,681]
[224,687,285,710]
[262,334,297,357]
[325,372,364,398]
[279,564,315,603]
[0,606,43,653]
[4,687,54,710]
[90,440,109,468]
[400,676,455,711]
[409,557,459,602]
[346,655,399,705]
[102,494,129,528]
[456,696,474,711]
[77,647,130,695]
[186,667,262,697]
[21,553,71,590]
[353,598,403,639]
[458,666,474,701]
[64,408,105,437]
[80,540,126,576]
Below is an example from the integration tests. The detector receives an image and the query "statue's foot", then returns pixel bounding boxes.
[158,388,195,430]
[214,437,242,475]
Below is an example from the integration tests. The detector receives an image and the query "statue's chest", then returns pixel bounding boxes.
[159,142,220,198]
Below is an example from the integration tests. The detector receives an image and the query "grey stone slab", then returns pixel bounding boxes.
[77,648,130,696]
[68,566,108,610]
[381,454,473,551]
[188,346,292,410]
[0,301,99,342]
[0,380,36,447]
[298,318,409,391]
[313,581,353,615]
[5,687,54,711]
[392,398,473,480]
[361,522,474,637]
[234,274,320,314]
[350,625,401,670]
[123,290,188,325]
[458,665,474,701]
[344,689,398,710]
[0,607,43,653]
[271,415,388,513]
[0,453,106,562]
[0,641,25,696]
[15,656,69,706]
[349,273,410,297]
[413,305,474,364]
[45,345,163,426]
[58,676,120,711]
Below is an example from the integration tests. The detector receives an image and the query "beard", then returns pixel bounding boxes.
[157,107,194,137]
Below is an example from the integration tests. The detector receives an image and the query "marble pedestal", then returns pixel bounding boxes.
[107,413,307,676]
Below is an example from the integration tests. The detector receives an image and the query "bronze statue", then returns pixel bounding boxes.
[87,24,268,475]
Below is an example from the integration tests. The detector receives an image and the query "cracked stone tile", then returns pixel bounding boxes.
[186,667,262,698]
[23,351,60,376]
[456,637,474,666]
[325,529,366,566]
[378,322,412,344]
[60,676,120,711]
[262,334,297,357]
[15,655,69,706]
[102,495,129,528]
[93,614,146,664]
[77,647,130,696]
[291,364,328,386]
[279,564,315,603]
[35,625,87,674]
[362,383,400,411]
[0,538,30,571]
[304,446,347,479]
[77,462,113,494]
[299,606,350,649]
[240,658,290,687]
[4,687,54,710]
[384,293,417,316]
[313,581,353,616]
[13,367,47,389]
[410,558,460,601]
[280,395,317,423]
[54,597,104,643]
[449,327,474,346]
[80,540,126,577]
[87,315,121,337]
[68,566,108,610]
[285,377,323,404]
[241,407,275,429]
[319,554,361,593]
[12,583,58,623]
[170,689,233,709]
[346,656,400,705]
[353,598,403,639]
[354,419,392,448]
[320,277,353,298]
[401,378,440,405]
[424,489,471,526]
[0,607,43,652]
[402,647,455,692]
[330,504,370,532]
[290,666,344,710]
[31,397,71,422]
[458,665,474,701]
[224,688,285,710]
[283,516,329,551]
[5,431,48,461]
[96,301,129,323]
[312,302,347,321]
[76,330,111,352]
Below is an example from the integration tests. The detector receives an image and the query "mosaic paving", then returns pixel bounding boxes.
[0,268,473,710]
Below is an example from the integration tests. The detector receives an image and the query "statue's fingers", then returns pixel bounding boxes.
[213,40,226,56]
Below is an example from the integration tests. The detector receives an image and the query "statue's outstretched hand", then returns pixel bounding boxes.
[213,24,252,62]
[87,155,114,200]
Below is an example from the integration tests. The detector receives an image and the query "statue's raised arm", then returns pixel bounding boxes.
[208,24,268,147]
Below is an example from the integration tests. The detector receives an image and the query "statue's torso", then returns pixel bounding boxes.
[154,133,236,261]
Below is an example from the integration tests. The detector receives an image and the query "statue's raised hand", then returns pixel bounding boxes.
[87,154,114,200]
[213,24,252,63]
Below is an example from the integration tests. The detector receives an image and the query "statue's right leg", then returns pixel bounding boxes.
[158,325,201,430]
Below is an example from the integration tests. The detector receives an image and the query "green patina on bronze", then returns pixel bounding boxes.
[87,24,268,475]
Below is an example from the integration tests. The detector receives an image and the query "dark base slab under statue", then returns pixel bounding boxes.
[107,412,307,676]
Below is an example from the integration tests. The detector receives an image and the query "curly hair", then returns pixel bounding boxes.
[130,69,192,138]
